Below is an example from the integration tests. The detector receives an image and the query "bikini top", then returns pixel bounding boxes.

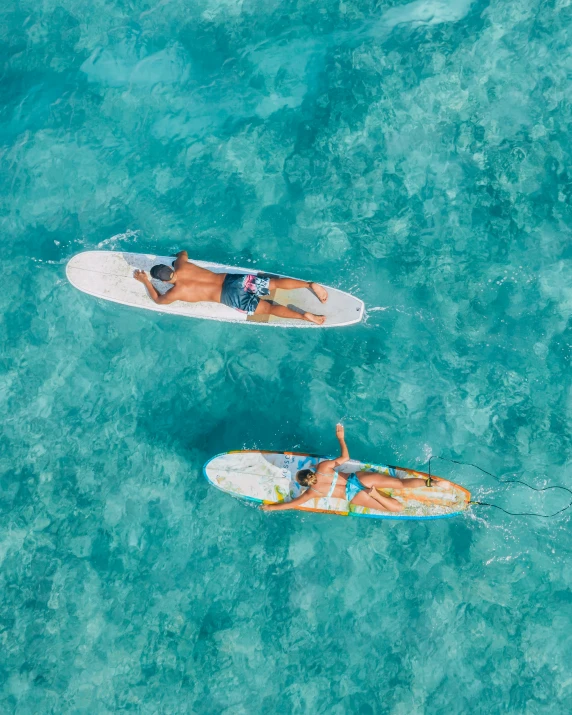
[308,470,339,499]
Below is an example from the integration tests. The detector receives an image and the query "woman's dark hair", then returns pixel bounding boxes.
[296,469,317,486]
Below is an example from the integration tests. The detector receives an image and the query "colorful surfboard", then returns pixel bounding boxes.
[204,451,471,521]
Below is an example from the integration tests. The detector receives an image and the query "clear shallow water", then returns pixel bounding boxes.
[2,0,572,711]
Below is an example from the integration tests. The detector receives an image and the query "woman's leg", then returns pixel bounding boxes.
[357,471,452,490]
[350,488,403,512]
[356,471,424,489]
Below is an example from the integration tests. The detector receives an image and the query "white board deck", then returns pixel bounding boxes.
[66,251,364,328]
[204,451,472,521]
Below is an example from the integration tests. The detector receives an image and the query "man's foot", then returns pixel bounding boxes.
[303,312,326,325]
[310,283,328,303]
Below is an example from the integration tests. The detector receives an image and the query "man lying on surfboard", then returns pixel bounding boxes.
[261,424,451,513]
[133,250,328,324]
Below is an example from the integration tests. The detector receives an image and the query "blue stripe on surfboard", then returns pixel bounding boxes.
[350,510,466,521]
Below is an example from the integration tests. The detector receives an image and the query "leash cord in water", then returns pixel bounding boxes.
[428,455,572,518]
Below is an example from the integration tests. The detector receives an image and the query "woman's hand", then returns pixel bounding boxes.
[334,422,349,464]
[261,502,294,512]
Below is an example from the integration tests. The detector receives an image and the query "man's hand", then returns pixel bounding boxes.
[260,504,274,512]
[133,269,175,305]
[336,423,345,439]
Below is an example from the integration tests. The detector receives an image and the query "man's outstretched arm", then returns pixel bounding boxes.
[134,270,177,305]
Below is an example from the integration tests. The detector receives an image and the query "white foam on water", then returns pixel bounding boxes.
[96,229,141,249]
[380,0,475,30]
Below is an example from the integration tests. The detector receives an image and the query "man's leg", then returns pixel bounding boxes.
[268,278,328,303]
[254,299,325,325]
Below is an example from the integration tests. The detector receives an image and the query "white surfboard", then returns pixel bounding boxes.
[66,251,364,328]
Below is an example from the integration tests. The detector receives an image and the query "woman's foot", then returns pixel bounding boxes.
[365,487,403,512]
[310,283,328,303]
[304,312,326,325]
[367,487,387,506]
[426,476,453,490]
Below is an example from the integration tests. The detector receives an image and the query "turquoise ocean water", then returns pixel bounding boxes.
[2,0,572,711]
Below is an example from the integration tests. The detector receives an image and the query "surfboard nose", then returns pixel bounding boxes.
[65,252,85,285]
[203,453,229,483]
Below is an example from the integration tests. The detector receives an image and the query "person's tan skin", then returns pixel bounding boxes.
[261,424,451,513]
[133,250,328,325]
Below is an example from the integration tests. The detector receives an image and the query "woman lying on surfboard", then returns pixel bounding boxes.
[261,424,450,513]
[133,250,328,325]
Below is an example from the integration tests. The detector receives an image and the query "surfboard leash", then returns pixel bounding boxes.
[427,455,572,518]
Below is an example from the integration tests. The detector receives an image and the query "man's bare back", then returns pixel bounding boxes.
[149,260,225,303]
[134,250,328,324]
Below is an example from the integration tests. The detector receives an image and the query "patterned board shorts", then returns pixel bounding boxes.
[220,274,271,315]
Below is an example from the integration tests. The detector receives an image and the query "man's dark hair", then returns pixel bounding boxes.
[150,264,174,282]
